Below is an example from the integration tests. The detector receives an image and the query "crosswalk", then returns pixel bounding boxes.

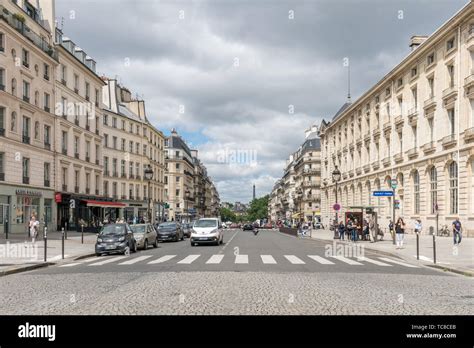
[59,253,420,269]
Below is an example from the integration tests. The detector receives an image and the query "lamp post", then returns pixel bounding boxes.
[296,188,303,224]
[144,165,154,223]
[185,189,190,223]
[332,165,341,238]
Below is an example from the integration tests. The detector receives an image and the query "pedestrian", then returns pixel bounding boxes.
[389,220,395,243]
[29,214,39,243]
[414,219,422,234]
[369,216,376,242]
[395,217,406,249]
[352,218,359,242]
[452,217,462,245]
[338,221,345,240]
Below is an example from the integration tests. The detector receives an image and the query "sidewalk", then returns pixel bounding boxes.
[0,232,96,276]
[307,229,473,276]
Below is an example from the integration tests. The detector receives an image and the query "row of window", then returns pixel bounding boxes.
[60,64,99,105]
[0,107,52,146]
[103,114,163,148]
[103,134,163,164]
[103,181,162,201]
[0,152,51,187]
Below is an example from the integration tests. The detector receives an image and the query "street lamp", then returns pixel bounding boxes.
[185,189,190,223]
[332,165,341,238]
[144,165,154,223]
[296,188,303,224]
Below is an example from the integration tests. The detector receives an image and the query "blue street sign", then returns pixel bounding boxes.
[373,191,394,197]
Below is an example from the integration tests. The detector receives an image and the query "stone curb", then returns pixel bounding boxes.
[0,262,55,277]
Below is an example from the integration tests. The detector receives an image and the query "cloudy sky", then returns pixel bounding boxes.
[56,0,466,203]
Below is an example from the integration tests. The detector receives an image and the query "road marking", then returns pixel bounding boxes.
[89,256,127,266]
[59,262,81,267]
[261,255,277,264]
[357,256,392,266]
[219,230,239,254]
[412,255,451,264]
[79,257,102,263]
[118,255,152,265]
[379,257,420,268]
[284,255,305,264]
[148,255,176,264]
[177,254,200,264]
[308,255,334,264]
[206,254,224,264]
[235,254,248,264]
[49,255,68,261]
[331,256,363,265]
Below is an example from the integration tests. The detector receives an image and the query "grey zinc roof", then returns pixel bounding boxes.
[332,102,352,122]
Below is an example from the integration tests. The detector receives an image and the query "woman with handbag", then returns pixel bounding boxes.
[29,214,39,243]
[395,217,406,249]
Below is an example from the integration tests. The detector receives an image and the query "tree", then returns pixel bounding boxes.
[220,207,236,222]
[246,195,269,222]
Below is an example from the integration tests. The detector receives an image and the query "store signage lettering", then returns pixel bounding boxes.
[16,190,42,197]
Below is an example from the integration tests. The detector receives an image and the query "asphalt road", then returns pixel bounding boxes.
[0,229,472,315]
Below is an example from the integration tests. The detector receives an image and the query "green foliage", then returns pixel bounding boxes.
[246,195,269,222]
[220,207,236,222]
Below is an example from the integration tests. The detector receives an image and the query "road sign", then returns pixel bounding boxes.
[391,179,398,189]
[333,203,341,211]
[373,191,394,197]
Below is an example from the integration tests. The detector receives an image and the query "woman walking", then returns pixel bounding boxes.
[395,217,406,249]
[29,214,39,243]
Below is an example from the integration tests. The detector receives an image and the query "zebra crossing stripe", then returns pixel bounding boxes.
[119,255,153,265]
[331,256,363,265]
[378,257,420,268]
[261,255,277,264]
[89,256,127,266]
[308,255,334,264]
[148,255,176,264]
[177,255,200,264]
[206,255,224,264]
[284,255,305,264]
[59,262,82,267]
[357,257,392,266]
[235,254,248,264]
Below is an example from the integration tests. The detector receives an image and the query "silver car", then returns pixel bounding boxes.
[130,224,158,250]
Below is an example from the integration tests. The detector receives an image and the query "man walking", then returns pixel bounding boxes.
[452,218,462,245]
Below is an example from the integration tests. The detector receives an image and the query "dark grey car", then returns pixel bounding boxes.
[95,223,137,256]
[157,222,184,242]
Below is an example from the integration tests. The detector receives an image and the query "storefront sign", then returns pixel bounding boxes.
[15,189,42,197]
[55,193,62,203]
[129,204,143,207]
[373,191,394,197]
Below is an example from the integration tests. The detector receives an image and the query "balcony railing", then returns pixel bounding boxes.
[0,173,4,181]
[121,195,127,200]
[383,122,392,134]
[74,186,79,193]
[85,156,90,162]
[0,5,59,61]
[442,134,457,148]
[408,108,418,126]
[373,128,381,139]
[421,141,436,153]
[464,127,474,141]
[364,132,371,143]
[394,115,403,128]
[86,188,90,194]
[442,85,457,101]
[355,167,362,175]
[95,189,100,195]
[394,152,403,162]
[74,153,79,159]
[44,142,50,150]
[22,135,30,144]
[23,176,29,184]
[62,149,67,155]
[44,106,50,113]
[372,161,380,170]
[23,96,30,103]
[363,164,370,173]
[62,185,68,192]
[0,128,4,137]
[406,147,418,159]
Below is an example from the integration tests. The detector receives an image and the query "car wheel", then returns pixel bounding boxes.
[95,253,102,257]
[132,241,138,253]
[153,238,159,248]
[123,245,130,255]
[181,234,184,241]
[144,239,148,250]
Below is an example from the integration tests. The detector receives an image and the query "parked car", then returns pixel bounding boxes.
[182,223,192,238]
[130,223,158,250]
[314,222,323,229]
[190,218,223,246]
[242,223,254,231]
[95,223,137,256]
[230,223,240,229]
[157,222,184,242]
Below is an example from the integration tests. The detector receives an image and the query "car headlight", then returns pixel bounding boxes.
[97,238,102,243]
[118,236,125,242]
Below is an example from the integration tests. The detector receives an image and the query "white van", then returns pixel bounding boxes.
[190,218,223,246]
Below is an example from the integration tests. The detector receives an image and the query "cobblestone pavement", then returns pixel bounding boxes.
[0,229,472,315]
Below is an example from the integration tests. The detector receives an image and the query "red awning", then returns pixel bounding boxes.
[83,200,126,208]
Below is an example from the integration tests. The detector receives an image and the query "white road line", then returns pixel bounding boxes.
[284,255,305,264]
[331,256,363,265]
[177,255,200,264]
[413,255,451,265]
[59,262,82,267]
[235,254,248,264]
[261,255,277,264]
[219,230,239,254]
[206,254,224,264]
[49,255,68,261]
[357,256,392,266]
[148,255,176,264]
[308,255,334,264]
[79,257,102,263]
[89,256,127,266]
[379,257,420,268]
[118,255,152,265]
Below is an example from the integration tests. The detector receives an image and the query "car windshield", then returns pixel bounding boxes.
[194,219,218,228]
[130,225,146,234]
[100,224,126,236]
[158,223,176,229]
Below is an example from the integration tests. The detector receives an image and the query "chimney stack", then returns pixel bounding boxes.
[410,35,428,51]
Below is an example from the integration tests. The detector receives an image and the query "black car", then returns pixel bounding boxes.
[157,222,184,242]
[242,223,254,231]
[95,223,137,256]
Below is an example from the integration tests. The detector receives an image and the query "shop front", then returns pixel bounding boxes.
[0,185,56,236]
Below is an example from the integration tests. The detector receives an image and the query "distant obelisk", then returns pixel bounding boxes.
[253,184,256,200]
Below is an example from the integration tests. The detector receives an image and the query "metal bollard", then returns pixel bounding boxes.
[62,228,65,260]
[416,233,419,260]
[65,223,68,240]
[432,234,436,264]
[44,226,48,262]
[81,225,84,244]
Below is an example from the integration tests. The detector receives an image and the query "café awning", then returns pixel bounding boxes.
[83,200,126,208]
